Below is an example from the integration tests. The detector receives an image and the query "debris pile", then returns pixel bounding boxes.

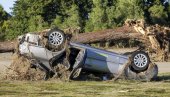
[4,54,45,80]
[132,19,170,61]
[4,54,73,81]
[52,64,71,81]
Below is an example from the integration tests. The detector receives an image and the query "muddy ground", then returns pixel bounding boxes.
[0,48,169,78]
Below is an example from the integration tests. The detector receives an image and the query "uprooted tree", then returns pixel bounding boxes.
[0,19,170,61]
[71,19,170,61]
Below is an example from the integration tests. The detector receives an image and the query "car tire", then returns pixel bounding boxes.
[47,28,65,47]
[130,51,150,73]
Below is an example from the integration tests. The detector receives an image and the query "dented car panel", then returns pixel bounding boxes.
[19,34,66,72]
[70,42,128,74]
[28,45,65,71]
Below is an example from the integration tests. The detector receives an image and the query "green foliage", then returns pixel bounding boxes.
[28,15,48,32]
[113,0,144,26]
[5,18,29,40]
[85,0,109,32]
[168,6,170,24]
[0,5,11,40]
[64,4,81,28]
[4,0,52,40]
[0,0,170,40]
[143,0,170,24]
[149,5,168,24]
[148,0,168,24]
[106,0,117,27]
[53,1,81,30]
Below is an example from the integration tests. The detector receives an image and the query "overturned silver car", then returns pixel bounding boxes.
[18,28,158,81]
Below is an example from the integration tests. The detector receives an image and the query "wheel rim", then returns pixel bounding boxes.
[134,54,148,68]
[49,31,64,46]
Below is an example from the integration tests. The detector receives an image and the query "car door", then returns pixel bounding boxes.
[84,49,126,74]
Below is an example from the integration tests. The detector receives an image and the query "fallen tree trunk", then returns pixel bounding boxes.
[71,26,143,43]
[0,26,145,53]
[0,41,16,53]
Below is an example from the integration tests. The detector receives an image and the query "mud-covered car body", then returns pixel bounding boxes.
[18,29,158,80]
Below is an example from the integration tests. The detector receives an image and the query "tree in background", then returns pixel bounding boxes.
[85,0,108,32]
[162,0,170,24]
[148,0,168,24]
[143,0,169,24]
[0,5,11,40]
[53,0,82,31]
[113,0,144,26]
[5,0,51,40]
[1,0,170,40]
[5,18,28,40]
[106,0,117,27]
[28,15,48,32]
[0,5,9,25]
[75,0,93,32]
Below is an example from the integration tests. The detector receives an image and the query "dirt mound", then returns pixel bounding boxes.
[3,54,72,81]
[4,54,45,81]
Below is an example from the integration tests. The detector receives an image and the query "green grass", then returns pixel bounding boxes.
[0,73,170,97]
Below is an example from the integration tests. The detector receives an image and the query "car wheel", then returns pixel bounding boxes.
[130,51,150,72]
[48,28,65,46]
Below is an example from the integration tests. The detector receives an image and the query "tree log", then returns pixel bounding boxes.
[0,40,16,53]
[0,26,145,53]
[2,25,168,53]
[71,26,144,43]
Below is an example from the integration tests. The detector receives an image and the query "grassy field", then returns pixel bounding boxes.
[0,73,170,97]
